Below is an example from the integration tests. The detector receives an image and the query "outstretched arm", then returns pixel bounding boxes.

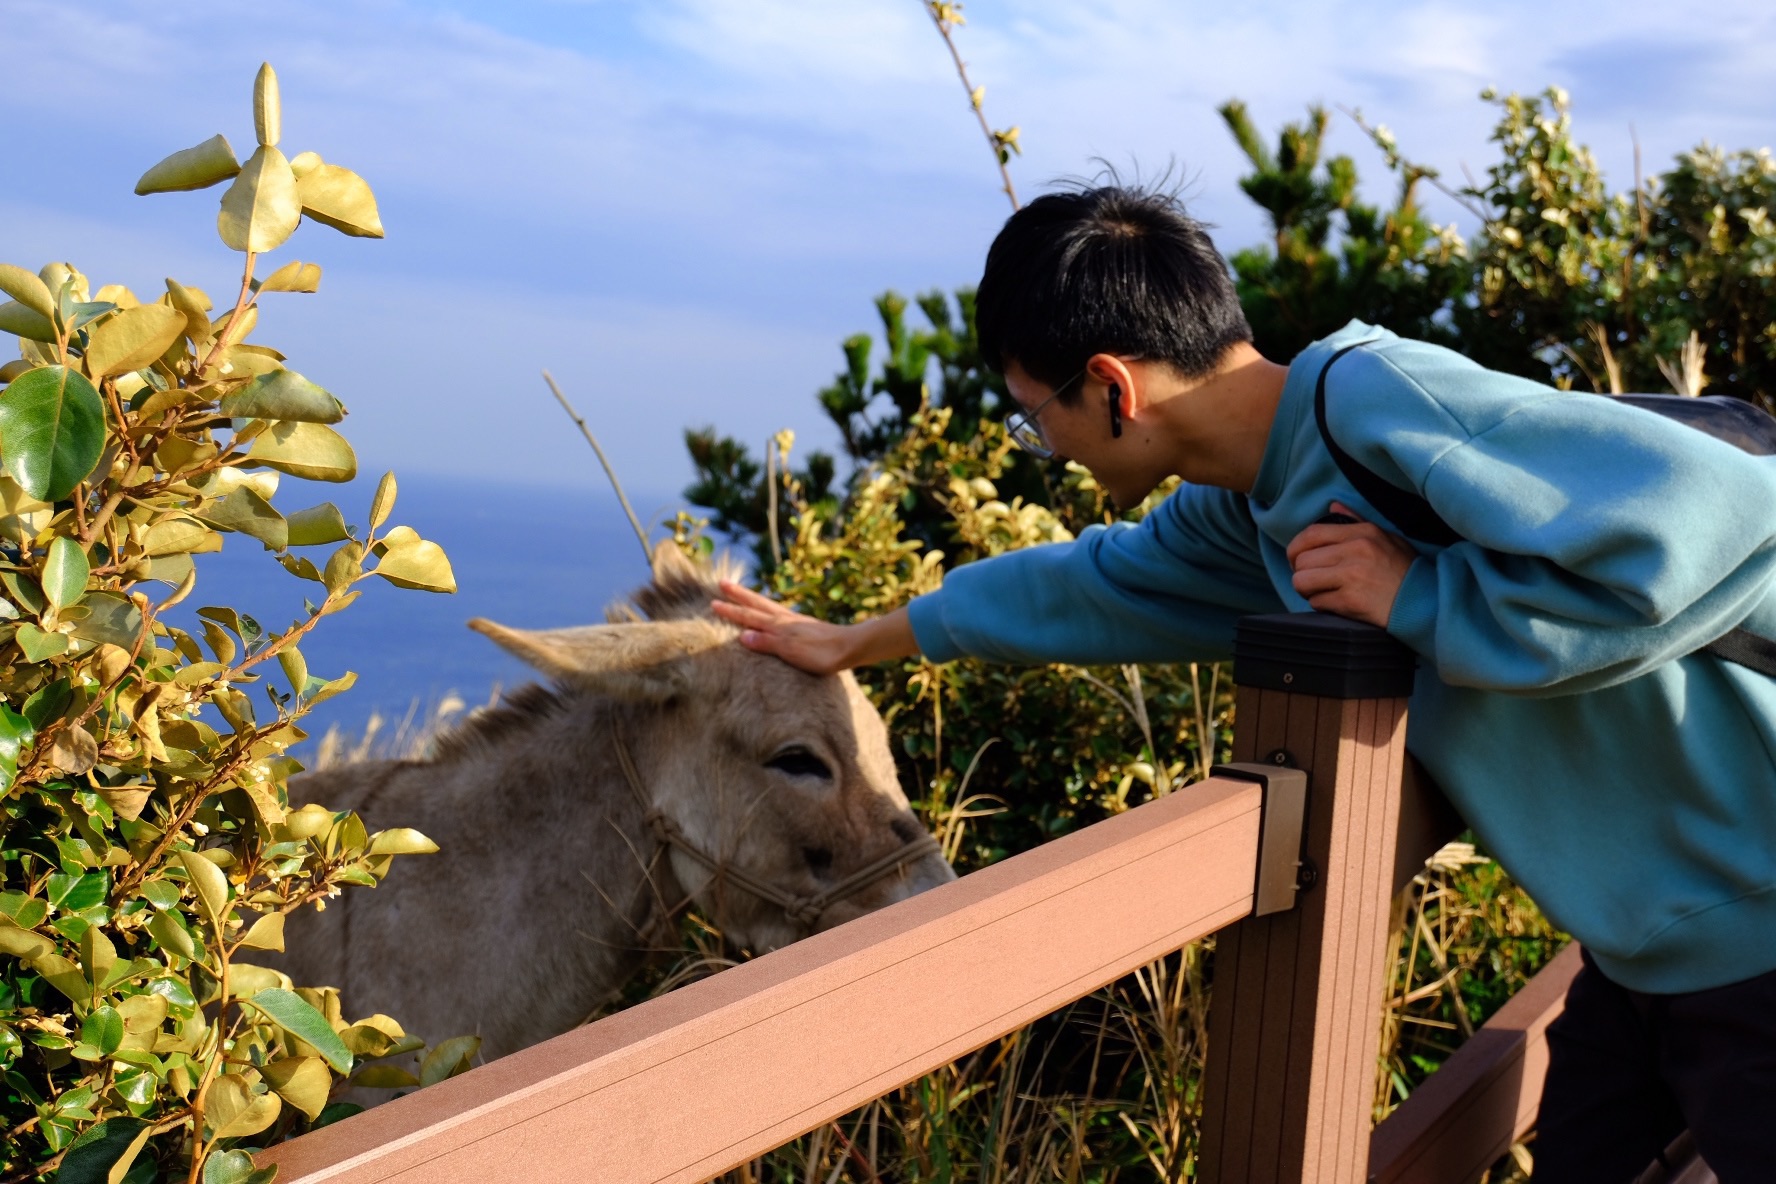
[712,582,919,674]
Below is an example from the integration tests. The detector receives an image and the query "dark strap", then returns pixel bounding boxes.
[1312,344,1776,679]
[1314,344,1460,546]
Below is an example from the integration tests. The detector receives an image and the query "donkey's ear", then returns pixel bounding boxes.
[468,618,728,702]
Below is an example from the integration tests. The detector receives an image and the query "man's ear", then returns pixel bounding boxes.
[1086,353,1140,420]
[468,618,730,702]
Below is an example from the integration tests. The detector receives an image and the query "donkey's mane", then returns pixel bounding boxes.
[431,550,745,764]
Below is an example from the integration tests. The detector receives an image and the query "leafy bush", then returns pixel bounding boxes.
[0,65,456,1184]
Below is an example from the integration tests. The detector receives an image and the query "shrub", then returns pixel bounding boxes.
[0,65,456,1184]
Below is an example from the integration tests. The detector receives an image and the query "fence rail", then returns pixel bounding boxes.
[260,614,1616,1184]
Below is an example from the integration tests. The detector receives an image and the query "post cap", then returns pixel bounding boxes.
[1232,612,1417,699]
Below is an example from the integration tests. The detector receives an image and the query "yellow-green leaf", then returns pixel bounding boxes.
[144,514,222,558]
[0,924,52,961]
[218,369,344,423]
[263,1056,330,1120]
[373,533,455,593]
[369,471,396,530]
[0,264,55,320]
[135,134,241,195]
[419,1034,480,1086]
[286,502,350,547]
[165,278,213,341]
[218,145,301,254]
[0,301,56,343]
[15,623,68,661]
[351,1064,420,1090]
[238,911,286,952]
[178,849,230,930]
[205,1073,282,1140]
[83,303,187,379]
[289,150,323,179]
[247,421,357,482]
[195,486,288,551]
[31,952,91,1005]
[367,827,438,855]
[254,62,281,148]
[256,260,321,294]
[296,163,384,238]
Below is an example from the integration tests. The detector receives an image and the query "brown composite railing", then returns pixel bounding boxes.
[256,614,1663,1183]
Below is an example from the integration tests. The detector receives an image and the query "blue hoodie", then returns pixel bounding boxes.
[907,320,1776,994]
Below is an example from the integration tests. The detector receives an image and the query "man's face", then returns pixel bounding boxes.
[1004,359,1169,508]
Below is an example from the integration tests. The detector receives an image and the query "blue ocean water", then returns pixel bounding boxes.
[167,473,689,749]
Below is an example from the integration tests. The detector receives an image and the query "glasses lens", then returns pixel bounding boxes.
[1006,411,1053,458]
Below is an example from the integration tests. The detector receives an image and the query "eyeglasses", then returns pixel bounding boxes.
[1004,368,1087,459]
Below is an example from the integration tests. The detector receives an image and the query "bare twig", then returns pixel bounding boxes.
[765,435,783,568]
[923,2,1020,210]
[1337,104,1493,226]
[541,370,651,564]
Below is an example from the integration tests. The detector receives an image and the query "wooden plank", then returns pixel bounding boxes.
[1198,687,1411,1184]
[259,773,1265,1184]
[1367,941,1583,1184]
[1391,757,1465,896]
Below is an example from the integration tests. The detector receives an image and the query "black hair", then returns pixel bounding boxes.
[975,184,1252,398]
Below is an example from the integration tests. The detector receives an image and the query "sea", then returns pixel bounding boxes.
[165,472,692,755]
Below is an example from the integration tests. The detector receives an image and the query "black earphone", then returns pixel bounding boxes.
[1108,383,1123,438]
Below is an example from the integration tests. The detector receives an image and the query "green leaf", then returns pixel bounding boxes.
[80,1007,124,1057]
[53,1116,150,1184]
[48,871,104,911]
[196,486,288,550]
[238,911,285,952]
[296,163,384,238]
[218,369,345,424]
[177,850,230,930]
[0,264,55,320]
[0,301,58,343]
[1,571,44,615]
[201,1149,278,1184]
[32,953,92,1006]
[419,1034,480,1086]
[218,145,301,254]
[0,891,49,928]
[366,828,438,856]
[246,421,357,482]
[67,592,145,649]
[372,528,455,593]
[135,134,241,194]
[41,536,89,612]
[83,303,186,379]
[285,502,350,547]
[0,365,107,500]
[0,703,32,792]
[369,471,396,529]
[244,988,353,1073]
[15,622,69,661]
[139,881,181,910]
[22,679,72,729]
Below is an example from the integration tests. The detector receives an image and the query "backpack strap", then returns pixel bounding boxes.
[1314,343,1461,546]
[1313,343,1776,679]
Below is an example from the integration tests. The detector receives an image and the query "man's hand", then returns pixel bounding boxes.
[711,582,919,674]
[1285,502,1418,628]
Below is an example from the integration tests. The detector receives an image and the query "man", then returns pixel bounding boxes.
[712,184,1776,1181]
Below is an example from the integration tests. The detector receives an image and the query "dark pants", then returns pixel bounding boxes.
[1534,948,1776,1183]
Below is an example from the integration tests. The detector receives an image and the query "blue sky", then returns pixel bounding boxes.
[4,0,1775,516]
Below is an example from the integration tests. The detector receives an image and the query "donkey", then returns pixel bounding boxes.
[274,544,955,1061]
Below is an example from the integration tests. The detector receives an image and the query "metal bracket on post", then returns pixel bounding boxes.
[1213,762,1310,916]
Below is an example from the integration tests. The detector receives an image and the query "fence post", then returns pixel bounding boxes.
[1196,612,1417,1184]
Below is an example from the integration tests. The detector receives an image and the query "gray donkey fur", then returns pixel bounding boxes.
[271,545,954,1063]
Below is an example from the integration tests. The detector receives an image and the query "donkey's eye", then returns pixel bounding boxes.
[766,748,833,780]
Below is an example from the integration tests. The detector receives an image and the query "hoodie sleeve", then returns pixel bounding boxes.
[1346,344,1776,695]
[906,482,1285,666]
